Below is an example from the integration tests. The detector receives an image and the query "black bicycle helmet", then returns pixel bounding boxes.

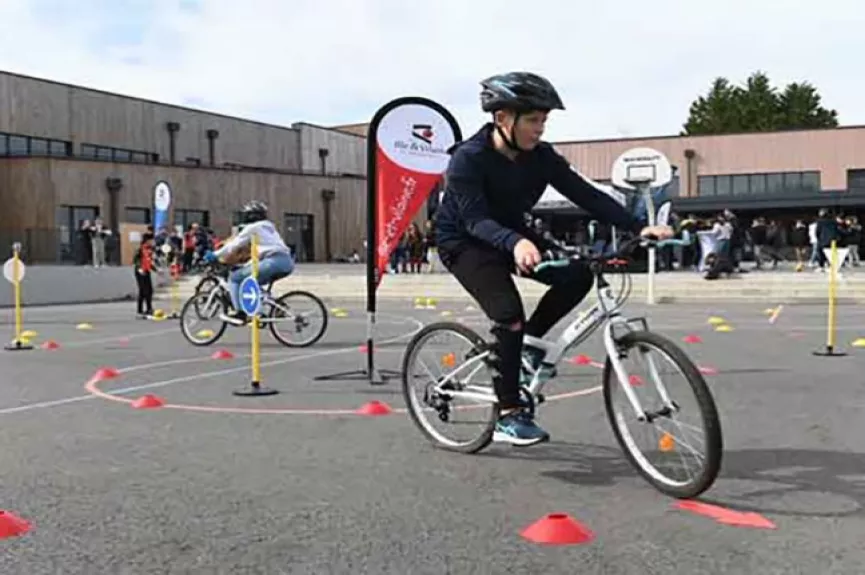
[241,200,268,223]
[480,72,565,114]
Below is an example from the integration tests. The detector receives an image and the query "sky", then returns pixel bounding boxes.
[1,0,863,142]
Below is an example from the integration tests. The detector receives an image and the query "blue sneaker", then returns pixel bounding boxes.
[493,410,550,446]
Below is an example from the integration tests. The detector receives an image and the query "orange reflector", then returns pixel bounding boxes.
[441,353,456,368]
[659,433,675,452]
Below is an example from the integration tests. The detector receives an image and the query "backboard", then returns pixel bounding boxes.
[611,147,673,191]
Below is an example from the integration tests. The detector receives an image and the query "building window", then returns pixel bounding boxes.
[29,138,49,155]
[49,140,70,157]
[124,207,151,224]
[696,170,824,197]
[801,171,821,192]
[698,176,715,196]
[732,174,750,196]
[766,173,784,195]
[715,175,732,196]
[848,169,865,192]
[8,135,28,156]
[750,174,767,195]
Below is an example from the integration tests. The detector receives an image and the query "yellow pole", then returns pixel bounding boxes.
[826,240,837,350]
[250,234,261,386]
[170,264,180,317]
[13,248,22,343]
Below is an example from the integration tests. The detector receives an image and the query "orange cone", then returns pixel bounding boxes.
[211,349,234,360]
[0,510,31,538]
[520,513,595,545]
[568,354,593,365]
[131,394,165,409]
[88,367,119,383]
[683,334,702,344]
[355,401,392,416]
[40,340,59,350]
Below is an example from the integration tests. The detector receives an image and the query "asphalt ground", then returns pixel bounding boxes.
[1,298,865,574]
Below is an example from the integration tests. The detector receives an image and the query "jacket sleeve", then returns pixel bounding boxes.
[447,151,524,253]
[544,147,643,234]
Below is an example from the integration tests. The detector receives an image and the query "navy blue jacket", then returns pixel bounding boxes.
[434,124,642,257]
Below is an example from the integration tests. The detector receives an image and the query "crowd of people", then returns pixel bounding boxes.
[379,208,863,279]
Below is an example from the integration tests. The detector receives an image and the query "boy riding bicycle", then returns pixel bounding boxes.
[434,72,673,447]
[202,200,295,326]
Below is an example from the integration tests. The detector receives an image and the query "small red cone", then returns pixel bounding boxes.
[628,374,644,386]
[117,337,130,346]
[520,513,595,545]
[568,354,593,365]
[683,334,702,344]
[0,510,31,538]
[89,367,119,383]
[358,344,377,353]
[40,340,59,350]
[698,366,718,376]
[131,394,165,409]
[211,349,234,360]
[355,400,392,416]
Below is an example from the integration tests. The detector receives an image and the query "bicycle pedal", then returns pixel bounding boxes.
[536,393,545,405]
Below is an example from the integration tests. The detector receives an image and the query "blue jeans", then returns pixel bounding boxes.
[228,251,295,311]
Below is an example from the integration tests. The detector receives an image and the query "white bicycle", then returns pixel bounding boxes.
[179,261,329,348]
[401,235,723,499]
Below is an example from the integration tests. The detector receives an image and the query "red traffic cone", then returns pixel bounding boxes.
[683,334,702,344]
[520,513,595,545]
[355,401,392,416]
[132,394,165,409]
[0,510,31,538]
[40,340,60,350]
[211,349,234,360]
[628,374,644,386]
[698,365,718,376]
[89,367,119,383]
[568,354,593,365]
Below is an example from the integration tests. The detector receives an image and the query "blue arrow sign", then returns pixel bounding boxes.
[238,276,262,316]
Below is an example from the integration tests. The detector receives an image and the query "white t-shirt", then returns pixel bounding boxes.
[215,220,291,260]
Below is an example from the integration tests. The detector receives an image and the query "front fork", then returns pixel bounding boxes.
[602,316,677,422]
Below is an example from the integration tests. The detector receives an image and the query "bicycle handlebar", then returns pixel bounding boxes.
[535,234,674,273]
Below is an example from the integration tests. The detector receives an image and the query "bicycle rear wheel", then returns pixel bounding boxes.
[267,290,328,348]
[603,330,723,499]
[401,322,498,454]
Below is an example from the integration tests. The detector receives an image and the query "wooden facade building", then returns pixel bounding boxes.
[0,70,370,263]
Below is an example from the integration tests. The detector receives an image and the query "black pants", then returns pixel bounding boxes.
[135,271,154,314]
[443,243,594,409]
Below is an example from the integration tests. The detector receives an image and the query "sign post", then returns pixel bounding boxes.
[813,240,848,357]
[233,234,279,396]
[610,147,673,305]
[4,242,33,351]
[314,96,461,385]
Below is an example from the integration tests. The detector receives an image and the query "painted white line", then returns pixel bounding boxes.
[0,317,424,416]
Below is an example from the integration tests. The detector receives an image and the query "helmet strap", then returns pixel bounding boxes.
[493,111,526,153]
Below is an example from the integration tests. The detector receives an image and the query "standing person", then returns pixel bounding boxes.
[133,233,156,318]
[434,71,672,446]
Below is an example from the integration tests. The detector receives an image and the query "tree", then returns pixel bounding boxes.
[681,71,839,135]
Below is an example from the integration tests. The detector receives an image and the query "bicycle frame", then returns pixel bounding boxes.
[194,269,285,324]
[431,245,678,422]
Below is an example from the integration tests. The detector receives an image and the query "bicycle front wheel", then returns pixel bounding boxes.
[179,291,229,346]
[603,330,723,499]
